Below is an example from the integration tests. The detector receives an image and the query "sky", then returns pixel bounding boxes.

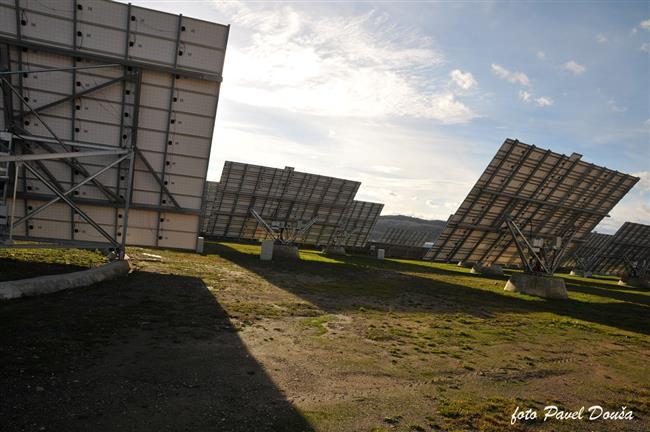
[131,0,649,233]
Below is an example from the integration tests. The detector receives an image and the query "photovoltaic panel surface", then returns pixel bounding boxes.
[591,222,650,275]
[424,138,639,267]
[562,231,612,269]
[337,200,383,248]
[0,0,228,250]
[202,161,363,246]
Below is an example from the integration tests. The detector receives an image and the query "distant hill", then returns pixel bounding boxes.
[369,215,447,244]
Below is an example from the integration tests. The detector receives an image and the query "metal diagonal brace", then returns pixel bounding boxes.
[134,147,181,208]
[12,153,131,229]
[13,74,126,120]
[249,208,280,243]
[22,162,119,247]
[0,148,128,162]
[506,218,550,274]
[2,78,121,203]
[550,228,577,274]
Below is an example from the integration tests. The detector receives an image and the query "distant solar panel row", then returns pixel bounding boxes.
[374,227,429,247]
[201,161,383,247]
[563,231,612,270]
[591,222,650,275]
[337,200,384,248]
[424,139,639,267]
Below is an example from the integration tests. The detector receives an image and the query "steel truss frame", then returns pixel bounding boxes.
[249,208,318,245]
[506,218,576,275]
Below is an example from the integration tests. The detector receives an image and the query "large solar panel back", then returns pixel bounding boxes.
[591,222,650,275]
[0,0,228,250]
[424,139,639,267]
[202,161,359,246]
[337,200,384,248]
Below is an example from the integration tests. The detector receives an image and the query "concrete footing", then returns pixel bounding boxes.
[273,244,300,260]
[0,260,130,301]
[504,272,568,299]
[618,276,649,289]
[471,263,504,276]
[260,240,274,261]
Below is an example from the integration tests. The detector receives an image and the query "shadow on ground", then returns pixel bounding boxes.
[0,258,88,282]
[0,271,313,432]
[208,243,650,336]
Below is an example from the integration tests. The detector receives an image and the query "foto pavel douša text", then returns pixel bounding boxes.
[511,405,634,425]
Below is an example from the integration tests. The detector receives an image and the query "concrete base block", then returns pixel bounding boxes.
[504,272,568,299]
[260,240,274,261]
[457,260,474,268]
[471,263,504,276]
[0,260,130,301]
[570,269,592,278]
[323,245,346,256]
[273,244,300,260]
[377,249,385,260]
[618,276,649,289]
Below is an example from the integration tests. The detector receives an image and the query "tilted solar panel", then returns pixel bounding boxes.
[562,231,612,270]
[424,139,639,268]
[337,200,384,248]
[202,161,363,246]
[0,0,228,251]
[591,222,650,275]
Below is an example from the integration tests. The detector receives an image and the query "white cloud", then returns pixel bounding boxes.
[607,99,627,113]
[518,90,532,102]
[564,60,586,75]
[518,90,552,107]
[534,96,553,107]
[536,51,546,60]
[213,2,477,123]
[641,19,650,30]
[450,69,477,90]
[491,63,530,86]
[641,43,650,53]
[596,34,608,44]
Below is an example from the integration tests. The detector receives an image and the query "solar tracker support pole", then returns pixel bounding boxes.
[118,68,143,260]
[7,161,19,243]
[250,209,280,243]
[506,219,549,274]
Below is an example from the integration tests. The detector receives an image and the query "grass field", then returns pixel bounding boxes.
[1,242,648,431]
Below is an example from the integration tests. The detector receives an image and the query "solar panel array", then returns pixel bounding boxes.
[374,227,430,247]
[202,161,383,247]
[200,180,219,233]
[563,231,612,270]
[424,138,639,267]
[591,222,650,275]
[0,0,228,250]
[336,200,384,248]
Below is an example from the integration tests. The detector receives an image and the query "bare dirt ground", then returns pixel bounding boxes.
[1,242,648,431]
